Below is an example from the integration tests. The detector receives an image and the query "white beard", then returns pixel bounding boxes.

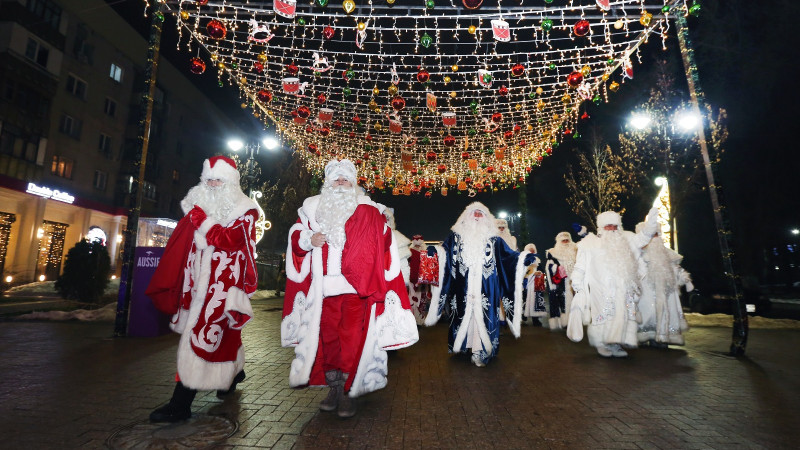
[181,182,243,224]
[642,238,676,288]
[316,184,359,250]
[455,217,496,268]
[410,239,425,252]
[549,241,577,275]
[599,230,638,285]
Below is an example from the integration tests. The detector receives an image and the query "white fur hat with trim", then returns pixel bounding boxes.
[201,155,239,184]
[596,210,622,229]
[324,159,357,186]
[555,231,573,243]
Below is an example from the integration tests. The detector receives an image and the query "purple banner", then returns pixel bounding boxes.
[127,246,172,337]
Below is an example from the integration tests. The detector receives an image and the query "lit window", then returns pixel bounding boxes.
[50,155,74,179]
[109,63,123,83]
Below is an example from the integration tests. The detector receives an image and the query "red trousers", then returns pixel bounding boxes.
[320,293,367,374]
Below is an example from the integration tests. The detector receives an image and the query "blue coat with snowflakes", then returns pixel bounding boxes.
[424,233,535,365]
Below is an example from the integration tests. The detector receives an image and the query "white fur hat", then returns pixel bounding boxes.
[596,210,622,229]
[555,231,572,243]
[524,243,537,253]
[324,159,357,186]
[201,155,239,183]
[496,219,509,229]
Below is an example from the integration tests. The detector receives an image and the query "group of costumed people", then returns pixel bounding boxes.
[146,156,694,423]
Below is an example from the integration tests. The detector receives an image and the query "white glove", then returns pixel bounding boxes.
[685,281,695,292]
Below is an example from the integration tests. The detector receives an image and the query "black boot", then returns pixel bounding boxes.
[337,373,358,418]
[150,382,196,423]
[217,370,246,398]
[319,370,343,412]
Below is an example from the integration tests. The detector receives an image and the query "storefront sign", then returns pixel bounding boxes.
[26,183,75,204]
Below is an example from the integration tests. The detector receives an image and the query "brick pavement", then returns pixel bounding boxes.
[0,296,798,449]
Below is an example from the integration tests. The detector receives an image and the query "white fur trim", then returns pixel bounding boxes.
[349,304,387,397]
[385,226,401,280]
[286,245,325,387]
[424,245,447,326]
[225,286,254,330]
[298,230,313,251]
[376,290,419,350]
[202,157,240,184]
[286,223,312,283]
[322,274,357,296]
[506,250,531,338]
[194,231,208,250]
[197,216,218,238]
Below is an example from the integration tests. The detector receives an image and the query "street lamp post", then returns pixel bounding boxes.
[676,12,747,356]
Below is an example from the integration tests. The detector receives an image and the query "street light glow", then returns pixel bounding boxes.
[675,111,701,131]
[498,211,508,219]
[262,136,279,150]
[629,113,651,130]
[654,176,667,187]
[227,139,244,152]
[792,228,799,235]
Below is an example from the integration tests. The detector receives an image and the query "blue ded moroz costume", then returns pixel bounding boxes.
[424,202,538,367]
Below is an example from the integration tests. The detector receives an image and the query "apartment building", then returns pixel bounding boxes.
[0,0,244,284]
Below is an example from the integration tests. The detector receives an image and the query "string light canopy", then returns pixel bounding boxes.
[146,0,696,196]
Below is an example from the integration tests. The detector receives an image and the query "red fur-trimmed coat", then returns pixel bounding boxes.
[281,195,419,397]
[169,194,258,390]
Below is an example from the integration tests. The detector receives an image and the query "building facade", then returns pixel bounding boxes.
[0,0,243,284]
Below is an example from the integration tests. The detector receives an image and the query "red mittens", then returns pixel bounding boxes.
[189,205,207,229]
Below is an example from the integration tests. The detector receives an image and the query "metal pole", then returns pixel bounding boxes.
[675,12,748,355]
[114,4,164,337]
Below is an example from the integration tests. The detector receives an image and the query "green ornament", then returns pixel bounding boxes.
[314,71,321,77]
[297,17,306,25]
[155,11,164,21]
[544,0,553,3]
[411,109,419,119]
[218,81,224,87]
[468,128,477,136]
[469,101,478,109]
[689,2,701,17]
[316,0,329,6]
[340,102,346,108]
[592,94,601,104]
[345,69,355,80]
[422,137,430,144]
[529,92,536,99]
[661,5,671,13]
[607,58,615,65]
[541,18,553,32]
[552,142,559,148]
[426,0,435,10]
[573,133,580,139]
[566,107,572,113]
[548,62,556,70]
[484,148,492,155]
[343,87,352,97]
[231,62,238,69]
[537,118,543,123]
[481,162,487,168]
[420,32,433,48]
[365,145,373,150]
[482,72,492,83]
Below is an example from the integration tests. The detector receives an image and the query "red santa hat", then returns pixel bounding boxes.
[412,234,423,241]
[201,155,240,184]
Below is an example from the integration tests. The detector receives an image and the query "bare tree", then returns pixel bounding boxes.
[564,129,639,230]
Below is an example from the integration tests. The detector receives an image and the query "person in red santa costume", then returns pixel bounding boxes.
[148,155,259,423]
[281,158,418,418]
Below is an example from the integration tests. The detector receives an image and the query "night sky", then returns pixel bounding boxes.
[107,0,800,287]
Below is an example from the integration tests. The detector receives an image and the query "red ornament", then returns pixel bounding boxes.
[189,57,206,75]
[290,110,298,118]
[320,127,330,136]
[253,62,264,73]
[567,71,584,88]
[358,176,368,185]
[333,120,343,129]
[486,166,495,174]
[363,152,370,160]
[417,69,430,83]
[546,147,553,155]
[461,152,470,160]
[563,128,572,135]
[498,85,509,96]
[526,166,533,172]
[307,143,317,153]
[352,115,361,124]
[317,93,327,104]
[206,20,227,40]
[503,130,513,140]
[196,0,209,5]
[519,139,526,146]
[511,63,525,77]
[443,135,456,147]
[286,63,299,75]
[349,131,356,138]
[462,0,483,10]
[257,89,272,103]
[508,161,515,167]
[411,167,419,175]
[365,134,373,141]
[306,126,313,133]
[391,96,406,111]
[297,106,310,118]
[514,124,522,133]
[437,164,446,174]
[425,191,432,198]
[323,26,335,40]
[573,19,590,37]
[426,151,437,161]
[581,111,590,121]
[491,112,503,123]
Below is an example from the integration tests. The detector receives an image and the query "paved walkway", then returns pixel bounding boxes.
[1,296,798,449]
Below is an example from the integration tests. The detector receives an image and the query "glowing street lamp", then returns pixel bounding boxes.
[629,113,652,130]
[791,228,799,236]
